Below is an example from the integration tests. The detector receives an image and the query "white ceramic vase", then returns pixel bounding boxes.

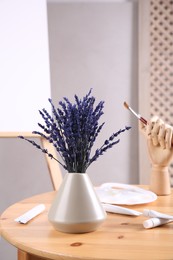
[48,172,107,233]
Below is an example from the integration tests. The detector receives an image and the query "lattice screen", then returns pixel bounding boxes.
[149,0,173,184]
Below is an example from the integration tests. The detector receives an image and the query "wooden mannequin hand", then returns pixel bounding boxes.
[139,116,173,167]
[139,116,173,195]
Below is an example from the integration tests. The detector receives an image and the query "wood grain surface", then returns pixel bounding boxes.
[1,187,173,260]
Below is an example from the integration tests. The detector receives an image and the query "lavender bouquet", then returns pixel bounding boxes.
[19,90,131,173]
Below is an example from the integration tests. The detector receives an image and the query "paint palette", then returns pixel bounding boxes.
[95,183,157,205]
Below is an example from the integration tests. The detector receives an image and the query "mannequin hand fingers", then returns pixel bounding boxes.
[150,116,159,123]
[147,116,163,137]
[150,116,164,124]
[158,124,166,149]
[151,119,160,145]
[165,127,173,150]
[146,121,154,138]
[152,136,159,146]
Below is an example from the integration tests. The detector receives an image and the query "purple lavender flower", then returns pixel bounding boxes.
[19,90,131,173]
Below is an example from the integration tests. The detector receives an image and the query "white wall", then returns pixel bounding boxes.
[0,0,51,131]
[0,1,52,259]
[47,1,139,185]
[0,1,139,259]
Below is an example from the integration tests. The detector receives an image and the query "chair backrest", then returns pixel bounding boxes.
[40,135,62,190]
[0,131,62,259]
[0,132,62,191]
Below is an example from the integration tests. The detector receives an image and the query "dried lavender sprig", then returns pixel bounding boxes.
[48,99,65,130]
[38,104,69,157]
[18,89,131,173]
[72,94,105,168]
[18,136,67,170]
[87,126,131,169]
[87,139,120,170]
[34,123,72,171]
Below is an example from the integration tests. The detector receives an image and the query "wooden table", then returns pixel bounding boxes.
[1,187,173,260]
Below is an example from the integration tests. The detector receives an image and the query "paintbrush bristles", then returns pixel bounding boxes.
[123,102,129,110]
[123,101,148,125]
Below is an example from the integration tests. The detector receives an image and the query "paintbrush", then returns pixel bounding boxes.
[124,102,147,125]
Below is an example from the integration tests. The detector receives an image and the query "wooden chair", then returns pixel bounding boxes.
[0,132,62,190]
[0,132,62,260]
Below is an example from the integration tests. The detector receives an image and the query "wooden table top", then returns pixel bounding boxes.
[1,187,173,260]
